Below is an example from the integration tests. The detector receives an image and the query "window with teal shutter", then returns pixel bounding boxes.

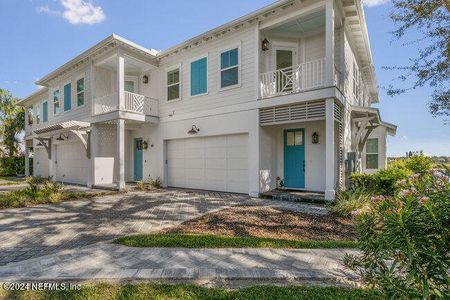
[42,101,48,123]
[64,83,71,111]
[191,57,207,96]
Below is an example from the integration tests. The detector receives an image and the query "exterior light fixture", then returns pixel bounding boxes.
[56,135,64,141]
[187,125,200,134]
[262,38,270,51]
[36,142,43,146]
[312,132,319,144]
[142,75,149,84]
[142,141,149,150]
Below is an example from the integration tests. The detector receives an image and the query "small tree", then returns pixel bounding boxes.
[386,0,450,118]
[0,89,24,157]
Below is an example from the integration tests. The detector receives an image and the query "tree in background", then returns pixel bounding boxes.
[386,0,449,117]
[0,89,24,157]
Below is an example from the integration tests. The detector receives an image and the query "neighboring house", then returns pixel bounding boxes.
[18,0,396,200]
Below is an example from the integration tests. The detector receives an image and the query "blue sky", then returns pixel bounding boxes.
[1,0,448,156]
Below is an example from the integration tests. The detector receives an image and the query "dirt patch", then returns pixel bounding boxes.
[166,205,356,241]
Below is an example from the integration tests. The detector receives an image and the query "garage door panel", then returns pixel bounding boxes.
[167,134,249,194]
[56,142,88,185]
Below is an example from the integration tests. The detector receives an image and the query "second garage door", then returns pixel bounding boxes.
[167,134,249,194]
[56,142,89,185]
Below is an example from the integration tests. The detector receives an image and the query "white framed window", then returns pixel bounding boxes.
[42,101,48,123]
[190,54,208,97]
[35,103,41,125]
[366,138,379,169]
[76,77,85,107]
[219,44,241,90]
[53,89,60,115]
[167,65,181,101]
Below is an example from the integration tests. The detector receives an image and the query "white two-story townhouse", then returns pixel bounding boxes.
[18,0,396,200]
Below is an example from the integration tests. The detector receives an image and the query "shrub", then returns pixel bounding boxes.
[25,176,46,198]
[350,173,378,192]
[344,167,450,299]
[0,156,32,176]
[135,177,163,191]
[330,188,374,218]
[149,177,163,189]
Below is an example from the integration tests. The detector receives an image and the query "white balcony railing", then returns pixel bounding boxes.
[93,91,158,117]
[260,58,326,99]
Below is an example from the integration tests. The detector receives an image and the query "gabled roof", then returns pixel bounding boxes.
[16,87,48,106]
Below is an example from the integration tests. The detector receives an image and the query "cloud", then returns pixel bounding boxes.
[363,0,389,7]
[61,0,105,25]
[37,0,105,25]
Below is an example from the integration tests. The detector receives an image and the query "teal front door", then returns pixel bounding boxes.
[134,138,143,181]
[284,129,305,188]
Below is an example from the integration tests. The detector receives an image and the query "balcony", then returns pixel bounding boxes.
[259,58,325,99]
[93,91,158,117]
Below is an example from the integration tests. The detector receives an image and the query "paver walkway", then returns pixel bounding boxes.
[0,242,358,284]
[0,188,326,267]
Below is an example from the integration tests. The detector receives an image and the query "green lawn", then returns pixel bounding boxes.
[115,233,359,249]
[0,283,384,300]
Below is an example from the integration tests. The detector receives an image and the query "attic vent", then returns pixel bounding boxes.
[259,101,326,126]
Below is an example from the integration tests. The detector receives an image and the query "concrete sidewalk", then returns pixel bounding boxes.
[0,242,358,284]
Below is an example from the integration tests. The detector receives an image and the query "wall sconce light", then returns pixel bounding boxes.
[36,142,43,146]
[142,75,149,84]
[142,141,149,150]
[56,135,64,141]
[187,125,200,134]
[312,132,319,144]
[262,38,270,51]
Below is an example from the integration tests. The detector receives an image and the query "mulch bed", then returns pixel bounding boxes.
[166,205,356,241]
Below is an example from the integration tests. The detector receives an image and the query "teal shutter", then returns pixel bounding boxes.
[43,102,48,122]
[64,83,71,111]
[191,57,207,96]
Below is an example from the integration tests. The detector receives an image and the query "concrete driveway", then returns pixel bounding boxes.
[0,189,248,266]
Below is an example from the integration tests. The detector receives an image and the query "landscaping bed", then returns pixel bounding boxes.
[0,283,384,300]
[116,205,358,248]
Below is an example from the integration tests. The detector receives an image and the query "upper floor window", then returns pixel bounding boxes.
[366,138,379,169]
[76,78,85,107]
[63,83,72,112]
[352,62,359,99]
[190,57,208,96]
[27,106,33,126]
[35,104,41,125]
[53,89,60,115]
[42,101,48,123]
[220,47,239,89]
[167,68,180,101]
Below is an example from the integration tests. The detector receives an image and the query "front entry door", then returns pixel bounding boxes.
[284,129,305,188]
[134,138,143,181]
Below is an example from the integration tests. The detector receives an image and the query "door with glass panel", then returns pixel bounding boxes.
[274,47,296,94]
[284,128,305,188]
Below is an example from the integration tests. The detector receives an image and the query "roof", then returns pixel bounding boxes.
[351,106,397,135]
[33,121,91,135]
[35,34,158,87]
[16,87,48,106]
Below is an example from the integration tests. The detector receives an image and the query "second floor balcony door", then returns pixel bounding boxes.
[274,45,297,94]
[124,76,138,93]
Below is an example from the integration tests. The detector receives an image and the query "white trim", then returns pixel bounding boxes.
[218,42,242,92]
[165,63,182,102]
[189,53,209,98]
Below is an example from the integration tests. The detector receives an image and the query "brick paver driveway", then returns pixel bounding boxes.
[0,189,248,266]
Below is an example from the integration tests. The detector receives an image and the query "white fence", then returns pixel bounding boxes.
[260,58,326,99]
[94,92,158,117]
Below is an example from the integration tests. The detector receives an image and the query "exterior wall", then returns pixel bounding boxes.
[362,126,388,173]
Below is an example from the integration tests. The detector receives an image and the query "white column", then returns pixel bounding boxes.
[117,119,125,190]
[325,0,335,86]
[116,53,125,110]
[49,141,56,180]
[87,126,97,188]
[24,146,30,176]
[248,109,260,197]
[90,60,96,115]
[325,98,336,201]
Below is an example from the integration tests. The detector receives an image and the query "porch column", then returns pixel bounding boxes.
[248,109,260,197]
[49,140,56,180]
[24,146,30,176]
[325,98,336,201]
[87,126,98,188]
[325,0,335,86]
[116,53,125,110]
[117,119,125,190]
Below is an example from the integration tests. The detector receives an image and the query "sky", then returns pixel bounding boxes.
[0,0,448,156]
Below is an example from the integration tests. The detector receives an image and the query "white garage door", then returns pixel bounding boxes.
[56,142,89,185]
[33,148,49,178]
[167,134,249,194]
